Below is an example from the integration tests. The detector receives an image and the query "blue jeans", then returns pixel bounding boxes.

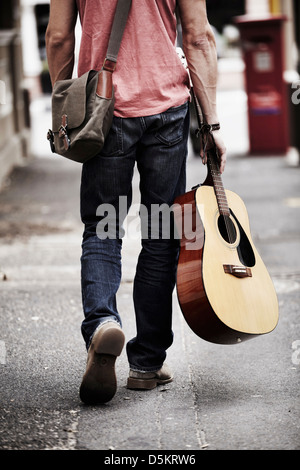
[80,101,189,371]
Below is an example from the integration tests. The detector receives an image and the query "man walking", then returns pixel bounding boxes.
[46,0,226,405]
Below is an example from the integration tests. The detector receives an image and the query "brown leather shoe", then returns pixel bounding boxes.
[127,363,173,390]
[80,322,125,405]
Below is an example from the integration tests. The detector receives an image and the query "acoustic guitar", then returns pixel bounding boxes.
[173,125,279,345]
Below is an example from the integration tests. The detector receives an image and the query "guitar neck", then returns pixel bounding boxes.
[207,150,230,217]
[190,86,230,217]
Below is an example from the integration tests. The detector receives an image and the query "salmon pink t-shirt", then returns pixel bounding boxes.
[76,0,190,117]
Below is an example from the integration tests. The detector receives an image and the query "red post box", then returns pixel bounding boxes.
[235,15,289,155]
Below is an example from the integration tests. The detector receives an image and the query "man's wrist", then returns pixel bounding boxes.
[201,122,220,132]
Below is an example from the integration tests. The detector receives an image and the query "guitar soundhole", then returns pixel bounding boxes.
[218,215,237,244]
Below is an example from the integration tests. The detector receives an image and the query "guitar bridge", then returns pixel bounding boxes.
[223,264,252,278]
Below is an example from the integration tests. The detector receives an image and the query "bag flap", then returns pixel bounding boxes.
[52,70,97,131]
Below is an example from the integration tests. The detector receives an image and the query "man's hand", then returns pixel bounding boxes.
[200,129,227,174]
[178,0,227,173]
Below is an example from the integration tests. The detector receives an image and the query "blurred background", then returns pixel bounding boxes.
[0,0,299,189]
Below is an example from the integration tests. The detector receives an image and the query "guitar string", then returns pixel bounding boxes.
[192,88,235,245]
[208,153,235,245]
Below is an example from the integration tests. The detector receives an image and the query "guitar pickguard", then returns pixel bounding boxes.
[230,210,256,268]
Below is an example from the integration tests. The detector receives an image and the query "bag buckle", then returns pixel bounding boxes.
[58,114,70,150]
[103,58,116,73]
[47,129,55,153]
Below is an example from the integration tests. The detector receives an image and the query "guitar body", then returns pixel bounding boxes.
[174,185,279,344]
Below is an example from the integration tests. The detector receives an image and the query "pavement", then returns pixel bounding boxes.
[0,76,299,452]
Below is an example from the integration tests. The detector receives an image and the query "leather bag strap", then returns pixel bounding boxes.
[105,0,132,65]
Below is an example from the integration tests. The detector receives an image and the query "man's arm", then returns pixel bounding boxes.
[45,0,78,86]
[177,0,226,173]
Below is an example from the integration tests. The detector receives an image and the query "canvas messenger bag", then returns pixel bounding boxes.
[47,0,131,163]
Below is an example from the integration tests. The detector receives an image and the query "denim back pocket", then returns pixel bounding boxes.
[155,101,189,146]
